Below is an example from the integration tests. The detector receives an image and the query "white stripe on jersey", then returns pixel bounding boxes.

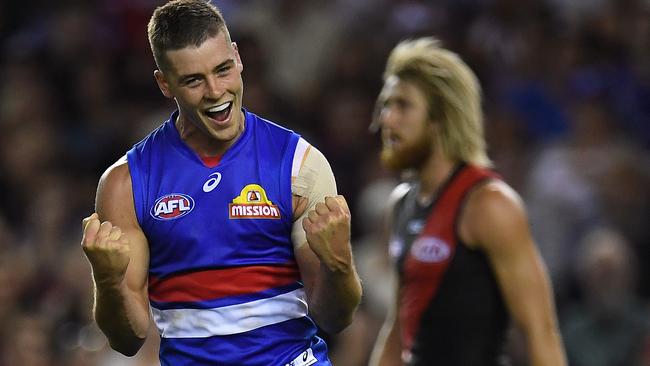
[151,288,308,338]
[292,138,311,178]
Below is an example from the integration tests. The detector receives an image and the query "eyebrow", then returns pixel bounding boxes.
[177,59,235,84]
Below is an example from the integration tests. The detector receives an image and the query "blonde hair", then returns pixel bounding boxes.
[384,37,491,167]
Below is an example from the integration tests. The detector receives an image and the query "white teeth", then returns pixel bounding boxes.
[207,102,231,113]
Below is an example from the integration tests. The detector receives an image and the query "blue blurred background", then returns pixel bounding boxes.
[0,0,648,365]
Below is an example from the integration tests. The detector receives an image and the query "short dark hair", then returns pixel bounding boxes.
[147,0,229,71]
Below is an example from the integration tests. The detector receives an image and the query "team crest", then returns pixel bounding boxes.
[150,193,195,220]
[229,184,281,219]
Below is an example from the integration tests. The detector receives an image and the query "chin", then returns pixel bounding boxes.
[381,144,430,171]
[381,148,408,171]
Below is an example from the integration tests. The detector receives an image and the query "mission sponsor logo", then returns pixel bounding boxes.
[229,184,280,219]
[150,193,195,220]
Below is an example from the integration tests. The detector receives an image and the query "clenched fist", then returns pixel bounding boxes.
[302,195,352,273]
[81,213,131,285]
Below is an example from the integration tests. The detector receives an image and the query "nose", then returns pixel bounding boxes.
[378,107,399,130]
[204,76,224,100]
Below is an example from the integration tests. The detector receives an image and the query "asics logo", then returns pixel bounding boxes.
[203,172,222,192]
[285,347,317,366]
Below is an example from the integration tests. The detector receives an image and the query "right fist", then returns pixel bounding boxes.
[81,213,131,285]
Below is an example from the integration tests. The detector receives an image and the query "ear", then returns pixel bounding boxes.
[232,42,244,73]
[154,70,173,99]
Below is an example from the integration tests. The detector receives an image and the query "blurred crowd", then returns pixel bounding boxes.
[0,0,649,365]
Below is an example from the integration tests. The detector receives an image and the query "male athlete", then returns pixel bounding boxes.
[80,1,361,365]
[369,38,566,366]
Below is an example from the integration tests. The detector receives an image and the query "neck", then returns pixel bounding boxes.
[416,150,458,202]
[175,111,244,157]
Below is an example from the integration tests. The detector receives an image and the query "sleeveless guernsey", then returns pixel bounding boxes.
[391,164,509,366]
[127,110,330,366]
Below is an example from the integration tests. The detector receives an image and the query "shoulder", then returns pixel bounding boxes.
[467,180,524,216]
[302,142,330,169]
[292,140,336,196]
[292,138,334,183]
[97,156,133,201]
[247,110,295,136]
[383,182,412,222]
[94,156,140,226]
[291,139,337,217]
[388,183,411,209]
[101,155,130,180]
[461,180,528,249]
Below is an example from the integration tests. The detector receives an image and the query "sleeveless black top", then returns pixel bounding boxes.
[391,164,510,366]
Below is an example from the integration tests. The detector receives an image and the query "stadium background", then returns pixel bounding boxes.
[0,0,648,365]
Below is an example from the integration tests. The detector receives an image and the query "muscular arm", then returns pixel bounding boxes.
[294,235,361,335]
[291,143,362,335]
[81,157,150,356]
[461,181,567,366]
[369,281,402,366]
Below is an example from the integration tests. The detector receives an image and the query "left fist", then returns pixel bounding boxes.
[302,195,352,271]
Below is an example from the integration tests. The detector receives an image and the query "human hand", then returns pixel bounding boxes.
[302,196,352,272]
[81,213,131,286]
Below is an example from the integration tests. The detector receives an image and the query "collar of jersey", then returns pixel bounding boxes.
[164,108,253,168]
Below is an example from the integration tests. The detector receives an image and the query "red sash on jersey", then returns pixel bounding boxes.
[399,165,497,352]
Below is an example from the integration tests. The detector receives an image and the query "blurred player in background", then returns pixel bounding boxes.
[80,1,361,365]
[369,37,566,366]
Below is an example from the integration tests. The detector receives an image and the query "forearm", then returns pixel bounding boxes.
[94,278,149,356]
[308,262,362,334]
[369,318,402,366]
[527,326,567,366]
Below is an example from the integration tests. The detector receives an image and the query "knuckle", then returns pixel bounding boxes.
[81,236,93,246]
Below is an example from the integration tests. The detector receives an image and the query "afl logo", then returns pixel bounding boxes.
[410,236,451,263]
[150,193,195,220]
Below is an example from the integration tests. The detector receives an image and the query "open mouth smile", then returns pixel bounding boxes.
[204,101,233,124]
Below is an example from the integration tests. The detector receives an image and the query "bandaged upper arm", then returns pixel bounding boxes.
[291,138,337,248]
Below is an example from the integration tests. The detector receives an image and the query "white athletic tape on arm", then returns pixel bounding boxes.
[291,139,337,248]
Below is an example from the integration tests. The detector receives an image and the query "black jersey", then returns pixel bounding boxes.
[391,164,509,366]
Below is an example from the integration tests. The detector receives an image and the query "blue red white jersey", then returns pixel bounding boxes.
[126,109,330,366]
